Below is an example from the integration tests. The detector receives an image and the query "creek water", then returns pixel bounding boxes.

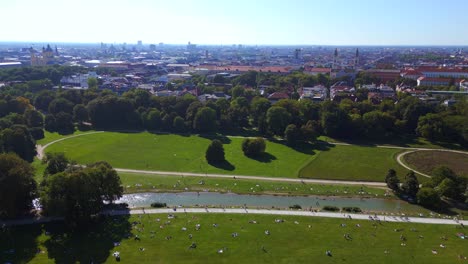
[117,192,423,213]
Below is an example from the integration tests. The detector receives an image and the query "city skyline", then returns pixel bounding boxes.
[1,0,468,46]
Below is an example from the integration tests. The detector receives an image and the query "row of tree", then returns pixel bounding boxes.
[0,152,122,226]
[385,167,468,208]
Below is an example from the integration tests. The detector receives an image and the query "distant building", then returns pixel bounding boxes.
[304,67,331,76]
[300,85,327,102]
[417,77,461,87]
[60,72,99,89]
[365,69,401,83]
[30,44,55,66]
[460,80,468,91]
[330,82,356,102]
[267,92,289,103]
[0,62,22,68]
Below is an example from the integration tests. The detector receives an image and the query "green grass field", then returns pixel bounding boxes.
[119,173,391,198]
[44,131,411,182]
[2,213,467,264]
[299,145,411,182]
[403,150,468,177]
[45,131,315,178]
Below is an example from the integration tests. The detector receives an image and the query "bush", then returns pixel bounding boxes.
[289,204,302,210]
[322,206,339,212]
[150,202,167,208]
[342,207,362,213]
[242,137,266,157]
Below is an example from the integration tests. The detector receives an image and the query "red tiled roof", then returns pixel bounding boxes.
[198,65,294,73]
[305,68,331,73]
[417,67,468,73]
[268,92,289,99]
[402,70,423,76]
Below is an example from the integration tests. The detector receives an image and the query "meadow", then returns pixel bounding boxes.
[119,172,391,198]
[44,131,410,182]
[1,213,466,264]
[403,150,468,177]
[299,145,411,182]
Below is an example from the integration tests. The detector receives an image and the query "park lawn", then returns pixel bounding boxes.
[2,214,467,264]
[46,132,315,178]
[119,173,391,198]
[403,150,468,177]
[299,145,410,182]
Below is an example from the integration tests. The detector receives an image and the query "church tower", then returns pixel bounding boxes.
[332,48,339,69]
[354,48,359,69]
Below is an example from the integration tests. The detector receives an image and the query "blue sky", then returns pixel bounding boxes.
[1,0,467,45]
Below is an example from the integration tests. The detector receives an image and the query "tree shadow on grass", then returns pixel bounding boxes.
[0,223,42,264]
[268,138,335,155]
[43,211,132,263]
[248,152,277,163]
[198,134,232,144]
[208,160,236,171]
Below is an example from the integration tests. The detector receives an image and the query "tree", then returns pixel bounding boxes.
[213,74,226,84]
[300,120,318,142]
[73,104,88,123]
[193,107,217,132]
[24,109,44,127]
[416,187,441,208]
[0,153,37,218]
[266,106,291,136]
[55,112,74,133]
[172,116,186,132]
[231,85,245,99]
[44,114,57,132]
[144,109,162,130]
[43,152,70,176]
[385,169,400,191]
[87,77,98,90]
[242,138,266,157]
[402,171,419,197]
[320,102,351,138]
[416,113,446,141]
[48,98,74,115]
[284,124,300,146]
[0,125,36,162]
[251,97,271,123]
[436,178,459,200]
[205,140,225,164]
[40,162,122,225]
[429,166,466,201]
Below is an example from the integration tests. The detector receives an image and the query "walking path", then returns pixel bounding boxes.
[2,208,466,227]
[36,131,468,183]
[114,168,387,186]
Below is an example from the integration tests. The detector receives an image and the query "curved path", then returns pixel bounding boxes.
[396,149,468,178]
[2,208,466,227]
[37,131,468,186]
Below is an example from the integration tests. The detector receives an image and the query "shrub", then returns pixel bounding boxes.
[289,204,302,210]
[322,206,339,212]
[150,202,167,208]
[342,207,362,213]
[242,137,266,157]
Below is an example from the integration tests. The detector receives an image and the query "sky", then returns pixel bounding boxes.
[1,0,467,46]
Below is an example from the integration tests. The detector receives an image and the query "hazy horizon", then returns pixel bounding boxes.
[2,0,468,46]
